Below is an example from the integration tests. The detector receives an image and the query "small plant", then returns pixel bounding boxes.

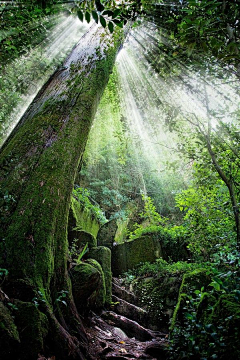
[76,242,89,264]
[32,290,47,308]
[55,290,68,307]
[0,268,8,285]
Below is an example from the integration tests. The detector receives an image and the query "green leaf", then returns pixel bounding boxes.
[113,19,123,28]
[112,8,121,19]
[92,10,98,24]
[95,0,104,12]
[108,21,114,33]
[77,10,84,22]
[85,11,91,23]
[100,15,106,28]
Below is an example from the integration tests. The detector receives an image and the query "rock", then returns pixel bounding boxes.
[144,341,168,359]
[86,259,106,309]
[112,235,162,276]
[97,219,118,248]
[102,311,153,341]
[70,261,101,312]
[112,327,128,340]
[14,300,49,359]
[0,302,20,359]
[87,246,112,305]
[112,295,148,328]
[112,278,136,303]
[68,229,97,249]
[132,275,182,330]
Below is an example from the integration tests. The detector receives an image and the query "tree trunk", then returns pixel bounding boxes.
[0,24,123,359]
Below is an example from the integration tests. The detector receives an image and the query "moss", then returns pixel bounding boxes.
[179,268,211,294]
[112,235,162,276]
[0,26,123,291]
[132,274,182,330]
[86,258,106,309]
[14,300,48,359]
[170,269,211,332]
[69,229,97,249]
[0,26,123,358]
[87,246,112,305]
[70,261,101,312]
[97,218,118,248]
[0,302,20,358]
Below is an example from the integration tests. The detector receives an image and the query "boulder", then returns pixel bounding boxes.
[14,300,49,360]
[0,302,20,359]
[112,235,162,276]
[86,258,106,309]
[97,219,118,248]
[70,261,101,312]
[87,246,112,305]
[69,229,97,249]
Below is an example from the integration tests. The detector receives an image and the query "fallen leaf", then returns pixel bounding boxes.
[119,341,125,344]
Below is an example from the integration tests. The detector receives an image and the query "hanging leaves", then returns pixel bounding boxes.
[108,21,114,33]
[92,10,99,24]
[100,15,107,28]
[77,10,84,22]
[85,11,91,23]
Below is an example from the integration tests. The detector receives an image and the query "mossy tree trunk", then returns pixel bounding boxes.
[0,24,123,359]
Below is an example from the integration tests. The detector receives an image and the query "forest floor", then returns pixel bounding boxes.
[84,278,169,360]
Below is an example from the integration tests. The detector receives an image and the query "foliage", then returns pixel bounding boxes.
[175,171,236,257]
[73,0,140,33]
[73,186,107,225]
[0,0,62,64]
[123,258,201,280]
[142,0,240,74]
[169,251,240,359]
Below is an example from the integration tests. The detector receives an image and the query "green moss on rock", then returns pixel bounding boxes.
[0,302,20,358]
[87,246,112,305]
[170,269,211,331]
[132,274,182,330]
[14,300,48,360]
[86,258,106,309]
[112,235,162,276]
[97,219,118,248]
[69,229,97,249]
[70,261,101,312]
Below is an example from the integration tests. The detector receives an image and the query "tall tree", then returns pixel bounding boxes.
[0,24,123,359]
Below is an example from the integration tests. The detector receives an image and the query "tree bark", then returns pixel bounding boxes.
[0,24,123,359]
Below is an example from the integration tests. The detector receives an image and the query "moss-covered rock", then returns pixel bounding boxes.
[170,268,212,331]
[85,258,106,309]
[14,300,48,360]
[70,261,101,312]
[69,229,97,249]
[131,275,182,330]
[0,301,20,358]
[87,246,112,305]
[112,235,162,276]
[97,219,118,248]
